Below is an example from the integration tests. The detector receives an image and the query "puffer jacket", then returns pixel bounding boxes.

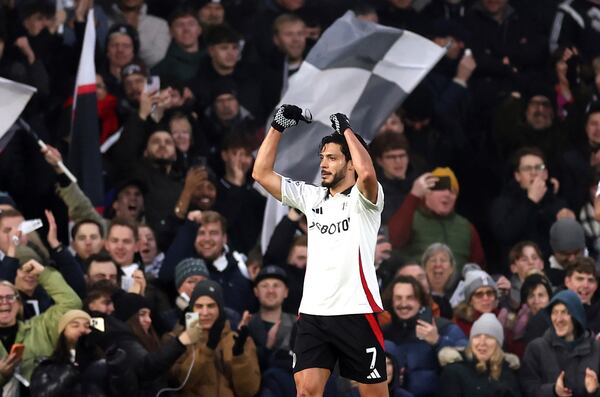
[170,321,260,397]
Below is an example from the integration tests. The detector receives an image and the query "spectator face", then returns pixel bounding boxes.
[274,20,306,62]
[208,42,240,70]
[105,225,138,266]
[320,143,351,188]
[144,131,177,162]
[138,226,158,265]
[138,308,152,333]
[470,334,497,362]
[277,0,304,11]
[171,15,201,51]
[424,250,453,294]
[15,266,38,295]
[23,12,47,37]
[433,36,464,60]
[0,286,19,327]
[525,96,554,130]
[255,279,288,309]
[170,117,193,153]
[191,180,217,210]
[214,93,240,122]
[63,319,91,347]
[178,275,206,297]
[87,261,119,286]
[565,271,598,305]
[378,112,404,134]
[526,284,550,315]
[198,3,225,25]
[482,0,507,15]
[194,221,226,260]
[107,34,135,69]
[470,287,497,313]
[424,190,457,216]
[221,147,253,176]
[88,294,114,315]
[550,303,575,340]
[586,112,600,146]
[357,11,378,23]
[514,154,547,190]
[398,264,430,294]
[123,73,145,103]
[0,215,27,253]
[377,149,408,180]
[287,244,307,269]
[553,249,583,269]
[72,223,103,260]
[375,235,392,266]
[510,245,544,281]
[120,0,144,9]
[392,282,420,320]
[113,185,144,222]
[192,295,219,331]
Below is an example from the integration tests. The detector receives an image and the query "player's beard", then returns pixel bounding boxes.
[321,169,346,188]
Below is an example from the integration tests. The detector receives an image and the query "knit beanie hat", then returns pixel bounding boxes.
[175,258,210,289]
[520,273,553,305]
[113,292,151,322]
[471,313,504,346]
[58,310,92,335]
[549,219,585,253]
[189,280,224,313]
[463,268,496,302]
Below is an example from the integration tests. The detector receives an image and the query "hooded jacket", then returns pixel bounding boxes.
[520,290,600,397]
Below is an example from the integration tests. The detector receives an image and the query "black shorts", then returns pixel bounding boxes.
[292,313,387,384]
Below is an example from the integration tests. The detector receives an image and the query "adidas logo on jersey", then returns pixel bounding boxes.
[366,369,381,380]
[312,207,323,214]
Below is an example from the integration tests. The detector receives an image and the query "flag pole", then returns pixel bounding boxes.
[18,119,78,183]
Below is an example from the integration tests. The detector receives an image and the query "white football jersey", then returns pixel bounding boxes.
[281,177,384,315]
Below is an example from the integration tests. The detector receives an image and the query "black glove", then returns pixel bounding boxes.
[105,346,128,373]
[330,113,351,134]
[271,104,303,132]
[207,315,226,349]
[232,325,249,356]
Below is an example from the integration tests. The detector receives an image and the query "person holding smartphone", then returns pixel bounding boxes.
[381,275,467,397]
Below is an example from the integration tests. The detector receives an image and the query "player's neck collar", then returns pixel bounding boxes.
[325,185,353,200]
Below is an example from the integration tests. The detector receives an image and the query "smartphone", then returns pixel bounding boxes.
[185,312,199,330]
[144,76,160,94]
[431,176,451,191]
[9,344,24,359]
[19,219,43,235]
[417,307,433,324]
[90,317,105,332]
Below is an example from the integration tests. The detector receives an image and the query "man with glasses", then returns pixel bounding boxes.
[491,147,573,269]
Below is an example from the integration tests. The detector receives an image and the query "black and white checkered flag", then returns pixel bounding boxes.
[260,11,447,249]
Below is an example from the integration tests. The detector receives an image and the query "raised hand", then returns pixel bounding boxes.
[329,113,351,135]
[44,210,60,249]
[271,104,303,133]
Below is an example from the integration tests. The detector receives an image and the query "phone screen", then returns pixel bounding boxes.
[431,176,451,191]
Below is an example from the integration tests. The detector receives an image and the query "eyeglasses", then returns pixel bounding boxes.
[472,290,496,299]
[519,164,546,173]
[0,295,18,304]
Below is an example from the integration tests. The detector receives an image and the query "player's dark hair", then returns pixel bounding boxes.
[319,133,368,162]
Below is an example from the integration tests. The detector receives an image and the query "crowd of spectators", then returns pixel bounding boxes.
[2,0,600,395]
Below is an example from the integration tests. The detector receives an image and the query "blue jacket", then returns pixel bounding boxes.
[382,313,467,397]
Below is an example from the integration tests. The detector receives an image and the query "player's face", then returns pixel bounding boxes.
[254,279,288,310]
[392,282,420,320]
[319,143,350,188]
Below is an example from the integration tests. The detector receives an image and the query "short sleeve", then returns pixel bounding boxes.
[354,182,384,213]
[280,177,323,213]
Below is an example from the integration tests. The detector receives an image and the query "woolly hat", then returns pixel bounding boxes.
[58,310,92,335]
[431,167,459,194]
[463,268,496,302]
[175,258,210,289]
[121,61,148,80]
[520,273,553,305]
[254,265,288,286]
[113,292,151,322]
[471,313,504,346]
[549,219,585,253]
[189,280,224,313]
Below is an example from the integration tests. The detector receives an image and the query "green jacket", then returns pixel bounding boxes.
[56,182,107,235]
[152,42,205,84]
[0,268,82,385]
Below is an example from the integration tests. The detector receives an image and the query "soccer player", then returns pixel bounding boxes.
[253,105,388,397]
